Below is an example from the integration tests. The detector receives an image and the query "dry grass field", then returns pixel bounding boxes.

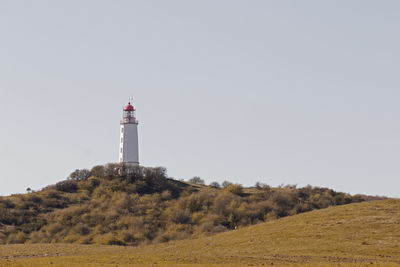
[1,199,400,266]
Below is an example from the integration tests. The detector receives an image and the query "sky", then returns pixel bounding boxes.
[0,1,399,197]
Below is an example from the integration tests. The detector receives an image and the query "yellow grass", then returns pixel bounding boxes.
[1,199,400,266]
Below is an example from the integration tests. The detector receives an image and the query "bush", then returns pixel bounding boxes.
[56,180,78,193]
[224,184,243,195]
[209,182,221,188]
[8,232,27,244]
[161,190,172,200]
[255,182,271,191]
[69,169,90,181]
[170,209,190,224]
[90,165,106,177]
[222,181,232,188]
[189,177,205,185]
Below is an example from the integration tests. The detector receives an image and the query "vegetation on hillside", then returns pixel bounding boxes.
[0,164,384,246]
[1,199,399,266]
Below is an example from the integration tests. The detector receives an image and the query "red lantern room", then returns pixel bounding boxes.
[121,102,138,124]
[124,102,135,112]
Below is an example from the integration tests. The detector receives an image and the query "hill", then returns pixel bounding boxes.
[0,163,383,247]
[0,199,399,266]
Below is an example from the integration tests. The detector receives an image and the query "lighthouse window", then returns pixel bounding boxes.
[121,138,123,143]
[120,148,123,153]
[121,127,123,133]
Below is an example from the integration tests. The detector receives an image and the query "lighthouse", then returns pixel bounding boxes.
[119,102,139,165]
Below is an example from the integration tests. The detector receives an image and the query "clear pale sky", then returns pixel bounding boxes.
[1,1,399,197]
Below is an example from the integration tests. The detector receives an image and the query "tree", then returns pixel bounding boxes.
[222,181,232,188]
[189,176,205,185]
[26,187,32,193]
[209,182,221,188]
[55,180,78,193]
[69,169,90,181]
[90,165,106,178]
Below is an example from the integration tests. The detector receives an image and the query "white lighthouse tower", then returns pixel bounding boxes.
[119,102,139,165]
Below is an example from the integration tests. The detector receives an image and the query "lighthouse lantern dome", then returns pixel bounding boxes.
[123,102,136,121]
[124,102,135,111]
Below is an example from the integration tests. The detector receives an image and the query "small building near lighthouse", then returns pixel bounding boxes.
[119,102,139,165]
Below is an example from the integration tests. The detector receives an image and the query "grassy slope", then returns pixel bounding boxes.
[1,199,400,266]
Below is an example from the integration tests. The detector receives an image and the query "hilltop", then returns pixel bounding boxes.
[0,164,384,246]
[1,199,399,266]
